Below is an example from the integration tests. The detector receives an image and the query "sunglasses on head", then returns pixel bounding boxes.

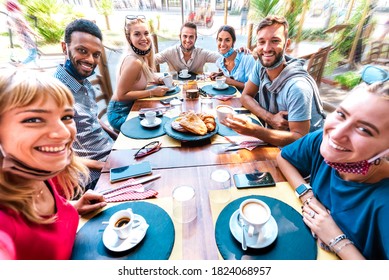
[125,15,146,24]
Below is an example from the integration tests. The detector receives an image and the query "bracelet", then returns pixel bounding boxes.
[329,234,347,250]
[335,240,354,255]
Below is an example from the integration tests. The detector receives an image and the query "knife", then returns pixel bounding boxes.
[99,174,161,195]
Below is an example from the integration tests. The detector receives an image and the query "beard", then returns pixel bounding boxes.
[180,43,195,53]
[259,50,284,68]
[67,50,96,79]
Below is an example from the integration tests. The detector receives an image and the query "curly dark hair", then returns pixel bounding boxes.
[64,18,103,44]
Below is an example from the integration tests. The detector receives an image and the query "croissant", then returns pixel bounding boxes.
[198,113,216,132]
[203,117,216,132]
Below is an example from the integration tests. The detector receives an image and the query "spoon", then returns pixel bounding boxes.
[237,214,247,251]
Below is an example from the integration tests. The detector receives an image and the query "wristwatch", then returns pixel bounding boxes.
[295,183,312,198]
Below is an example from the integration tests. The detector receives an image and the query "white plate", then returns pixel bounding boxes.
[167,85,177,92]
[140,117,162,128]
[213,83,229,90]
[102,214,149,252]
[229,209,278,249]
[179,73,191,79]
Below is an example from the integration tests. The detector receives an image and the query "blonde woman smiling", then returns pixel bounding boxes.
[0,69,106,259]
[107,15,168,131]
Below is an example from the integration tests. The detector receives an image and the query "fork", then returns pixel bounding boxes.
[103,183,155,199]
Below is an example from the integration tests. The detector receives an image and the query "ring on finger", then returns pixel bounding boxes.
[309,210,315,218]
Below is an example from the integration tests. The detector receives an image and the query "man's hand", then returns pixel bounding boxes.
[266,111,289,130]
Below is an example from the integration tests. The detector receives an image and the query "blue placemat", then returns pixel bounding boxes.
[71,201,175,260]
[215,195,317,260]
[217,117,261,137]
[201,84,237,96]
[164,117,218,141]
[165,85,181,96]
[146,85,180,97]
[120,116,169,139]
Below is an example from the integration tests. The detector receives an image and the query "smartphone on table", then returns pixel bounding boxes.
[233,171,276,189]
[110,161,152,183]
[160,97,183,105]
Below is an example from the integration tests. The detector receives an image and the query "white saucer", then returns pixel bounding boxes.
[167,85,177,92]
[140,118,162,128]
[179,73,191,79]
[213,83,229,90]
[102,214,149,252]
[229,209,278,249]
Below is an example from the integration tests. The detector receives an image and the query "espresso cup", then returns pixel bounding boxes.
[216,105,235,122]
[162,74,174,88]
[239,199,271,237]
[180,69,189,76]
[145,110,157,125]
[216,76,226,88]
[108,208,141,239]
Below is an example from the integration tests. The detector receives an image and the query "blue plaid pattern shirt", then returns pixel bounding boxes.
[54,65,113,183]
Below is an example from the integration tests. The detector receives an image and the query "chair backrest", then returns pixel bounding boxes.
[306,45,332,87]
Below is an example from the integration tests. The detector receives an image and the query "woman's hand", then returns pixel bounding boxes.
[209,71,222,81]
[302,199,343,247]
[74,190,107,216]
[150,86,169,97]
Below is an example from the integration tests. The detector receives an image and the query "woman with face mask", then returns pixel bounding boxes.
[209,25,255,91]
[277,82,389,260]
[107,16,168,132]
[0,69,106,259]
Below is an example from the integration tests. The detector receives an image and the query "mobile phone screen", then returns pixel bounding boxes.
[233,172,276,189]
[110,161,152,183]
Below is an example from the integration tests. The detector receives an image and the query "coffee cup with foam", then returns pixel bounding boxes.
[239,199,271,237]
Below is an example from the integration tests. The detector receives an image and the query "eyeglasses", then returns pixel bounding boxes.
[134,141,161,159]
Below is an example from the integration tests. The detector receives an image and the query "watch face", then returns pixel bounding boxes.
[296,184,307,195]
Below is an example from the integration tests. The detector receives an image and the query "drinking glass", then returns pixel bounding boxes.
[172,185,197,223]
[210,169,231,203]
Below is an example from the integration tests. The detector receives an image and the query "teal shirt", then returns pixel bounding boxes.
[281,130,389,259]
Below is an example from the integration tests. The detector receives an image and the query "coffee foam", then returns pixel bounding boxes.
[242,202,268,224]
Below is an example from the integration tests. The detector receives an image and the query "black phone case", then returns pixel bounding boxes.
[233,172,276,189]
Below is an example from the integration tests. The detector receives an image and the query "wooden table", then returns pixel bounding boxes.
[81,81,336,260]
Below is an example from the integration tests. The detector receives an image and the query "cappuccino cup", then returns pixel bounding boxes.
[162,74,174,88]
[180,69,189,76]
[239,199,271,237]
[108,208,141,239]
[145,110,157,125]
[216,105,235,122]
[215,76,226,88]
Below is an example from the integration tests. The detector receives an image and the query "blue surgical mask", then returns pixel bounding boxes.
[222,48,235,58]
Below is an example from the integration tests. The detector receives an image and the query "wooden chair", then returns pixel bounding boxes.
[89,46,118,140]
[306,45,332,87]
[368,41,389,66]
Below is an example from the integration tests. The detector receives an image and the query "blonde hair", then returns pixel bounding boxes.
[124,18,156,82]
[0,69,89,224]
